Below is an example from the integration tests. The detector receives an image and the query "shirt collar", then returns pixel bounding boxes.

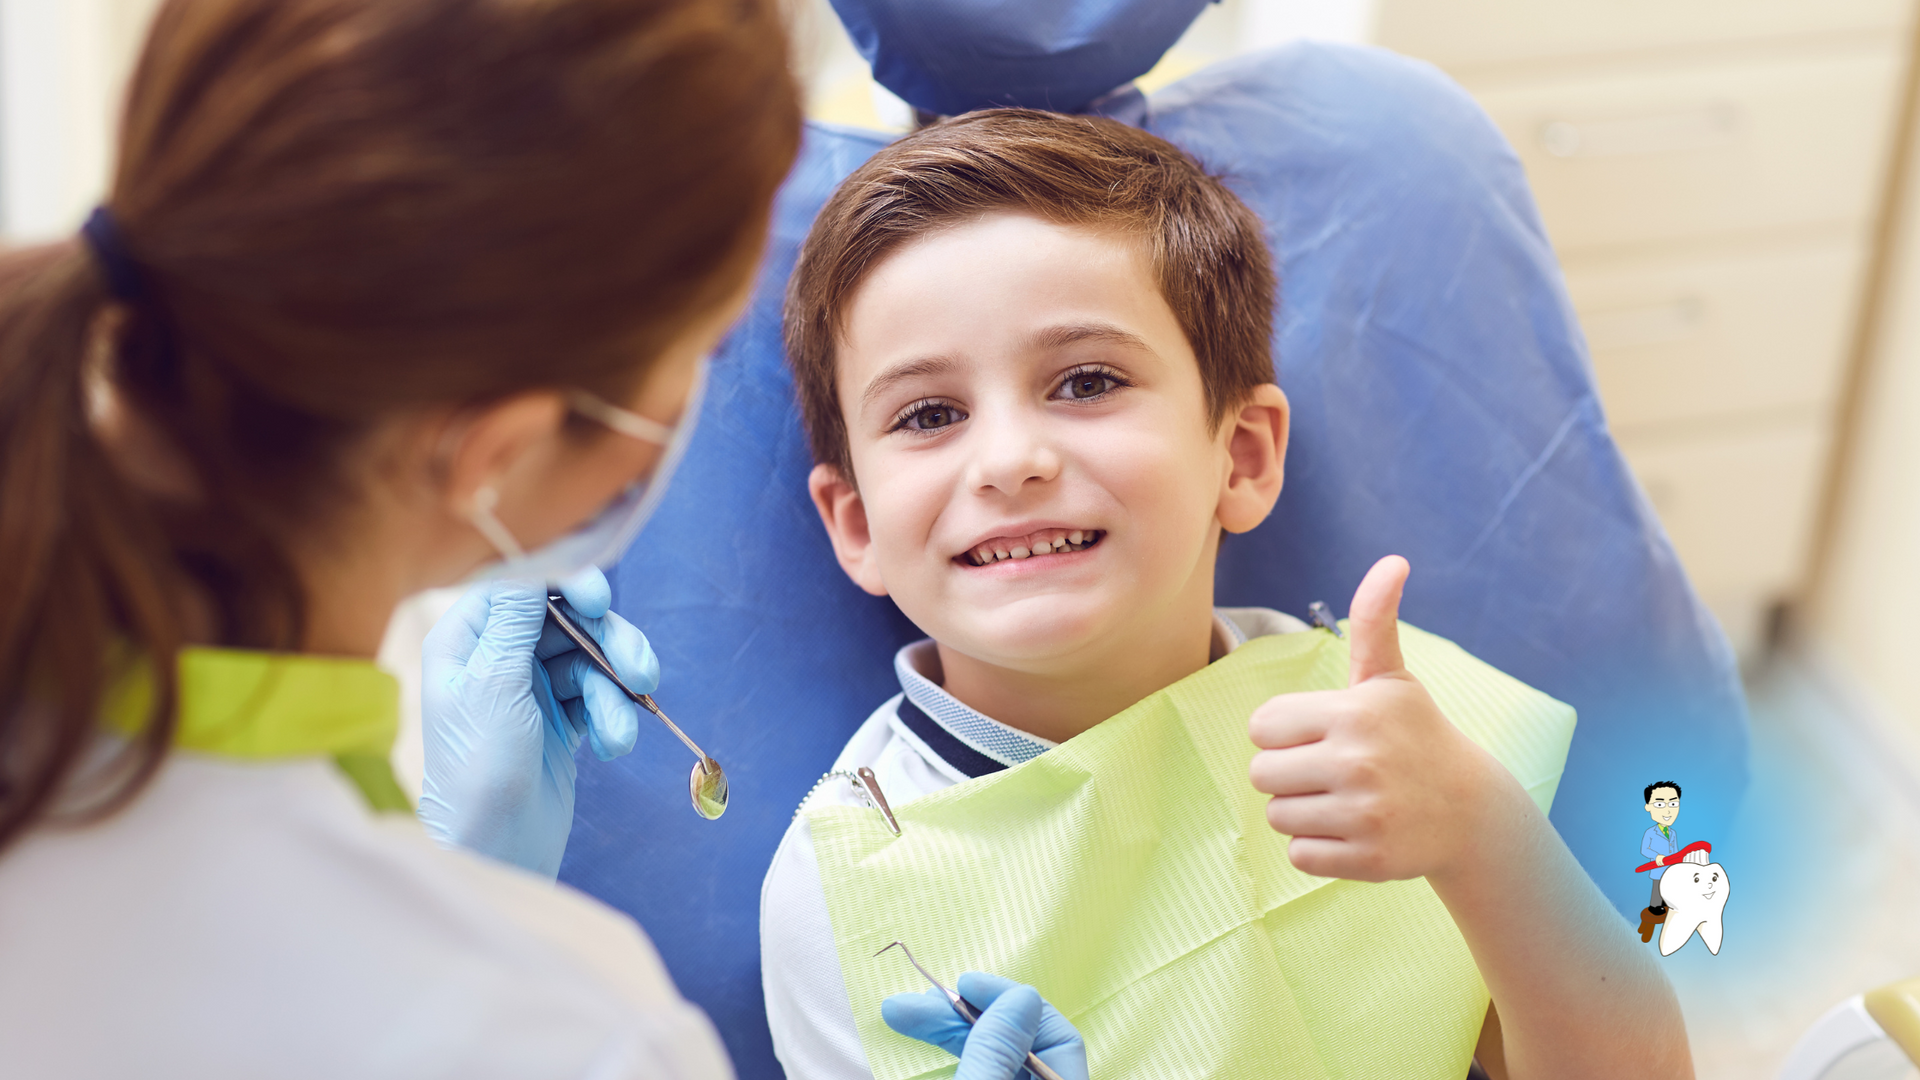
[104,647,408,812]
[894,641,1054,770]
[892,609,1252,771]
[106,647,399,758]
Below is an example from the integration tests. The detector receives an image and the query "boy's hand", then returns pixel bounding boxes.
[1247,555,1519,883]
[1249,558,1695,1078]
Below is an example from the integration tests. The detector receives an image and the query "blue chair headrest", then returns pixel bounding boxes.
[564,42,1751,1078]
[829,0,1212,116]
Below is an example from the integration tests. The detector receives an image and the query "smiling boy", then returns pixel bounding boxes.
[761,110,1689,1079]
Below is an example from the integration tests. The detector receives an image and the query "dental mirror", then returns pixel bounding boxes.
[544,594,728,820]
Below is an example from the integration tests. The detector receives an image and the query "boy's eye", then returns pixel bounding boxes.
[894,400,966,432]
[1055,367,1127,401]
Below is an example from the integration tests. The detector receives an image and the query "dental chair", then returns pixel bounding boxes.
[1780,979,1920,1080]
[561,2,1754,1074]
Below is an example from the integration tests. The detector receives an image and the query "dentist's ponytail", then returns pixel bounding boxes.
[0,242,195,842]
[0,0,800,854]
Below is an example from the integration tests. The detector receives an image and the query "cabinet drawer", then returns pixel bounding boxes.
[1615,420,1828,598]
[1470,45,1902,253]
[1563,237,1865,430]
[1374,0,1908,73]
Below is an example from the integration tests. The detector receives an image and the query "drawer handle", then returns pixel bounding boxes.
[1539,102,1741,159]
[1582,297,1706,352]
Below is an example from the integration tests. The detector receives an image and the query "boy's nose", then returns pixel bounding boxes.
[964,412,1062,495]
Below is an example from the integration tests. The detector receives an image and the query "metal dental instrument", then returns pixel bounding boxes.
[545,594,728,819]
[1307,600,1343,638]
[876,941,1068,1080]
[855,767,902,836]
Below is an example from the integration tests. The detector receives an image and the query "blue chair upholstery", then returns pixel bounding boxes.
[562,41,1751,1078]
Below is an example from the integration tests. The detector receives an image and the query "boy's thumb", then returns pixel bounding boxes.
[1348,555,1409,685]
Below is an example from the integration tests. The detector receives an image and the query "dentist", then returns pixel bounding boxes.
[0,1,1078,1078]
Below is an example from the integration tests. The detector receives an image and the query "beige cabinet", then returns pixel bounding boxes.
[1471,45,1902,253]
[1613,420,1828,603]
[1375,3,1915,656]
[1375,0,1906,71]
[1562,238,1865,429]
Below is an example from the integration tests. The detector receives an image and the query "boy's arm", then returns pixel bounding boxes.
[1248,557,1692,1080]
[1431,770,1689,1080]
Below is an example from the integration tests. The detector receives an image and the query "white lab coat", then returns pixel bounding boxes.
[0,749,733,1080]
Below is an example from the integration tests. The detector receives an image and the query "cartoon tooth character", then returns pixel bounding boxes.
[1658,855,1728,956]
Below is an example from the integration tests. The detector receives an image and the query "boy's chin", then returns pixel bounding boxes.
[934,600,1118,665]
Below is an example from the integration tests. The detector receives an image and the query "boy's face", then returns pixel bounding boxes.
[809,212,1287,673]
[1647,788,1680,827]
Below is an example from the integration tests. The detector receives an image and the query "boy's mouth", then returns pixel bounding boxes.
[958,528,1105,567]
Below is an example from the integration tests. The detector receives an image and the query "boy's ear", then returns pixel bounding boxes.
[808,462,890,597]
[1217,383,1289,535]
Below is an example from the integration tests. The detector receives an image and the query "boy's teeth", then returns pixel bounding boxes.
[965,529,1103,565]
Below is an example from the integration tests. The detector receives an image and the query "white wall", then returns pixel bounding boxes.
[2,0,1377,226]
[0,0,159,241]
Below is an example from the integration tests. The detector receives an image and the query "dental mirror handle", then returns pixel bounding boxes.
[543,595,710,763]
[543,595,728,820]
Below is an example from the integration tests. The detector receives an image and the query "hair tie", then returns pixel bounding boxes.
[80,206,146,303]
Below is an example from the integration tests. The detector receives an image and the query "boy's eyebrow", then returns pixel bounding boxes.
[861,355,958,409]
[1028,322,1155,354]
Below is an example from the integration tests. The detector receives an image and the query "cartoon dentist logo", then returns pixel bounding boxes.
[1635,780,1729,956]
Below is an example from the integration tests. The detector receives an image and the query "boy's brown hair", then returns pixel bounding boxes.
[785,108,1278,479]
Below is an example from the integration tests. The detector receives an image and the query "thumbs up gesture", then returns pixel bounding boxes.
[1248,556,1516,883]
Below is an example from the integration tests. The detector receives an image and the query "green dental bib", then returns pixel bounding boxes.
[808,623,1576,1080]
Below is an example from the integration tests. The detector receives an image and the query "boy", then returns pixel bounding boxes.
[763,110,1689,1079]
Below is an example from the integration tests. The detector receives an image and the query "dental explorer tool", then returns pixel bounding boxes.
[544,594,728,819]
[876,941,1068,1080]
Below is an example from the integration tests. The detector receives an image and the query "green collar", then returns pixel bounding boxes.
[105,647,411,813]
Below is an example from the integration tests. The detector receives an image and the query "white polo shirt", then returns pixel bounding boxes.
[759,608,1308,1080]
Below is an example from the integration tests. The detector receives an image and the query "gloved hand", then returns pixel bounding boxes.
[417,565,658,878]
[882,972,1089,1080]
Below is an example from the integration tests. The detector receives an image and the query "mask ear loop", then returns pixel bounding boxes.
[433,411,531,563]
[466,484,529,561]
[570,390,673,445]
[459,389,673,565]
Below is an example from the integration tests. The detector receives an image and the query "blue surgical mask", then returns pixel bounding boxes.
[466,359,706,581]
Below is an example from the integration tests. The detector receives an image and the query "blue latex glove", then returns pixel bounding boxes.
[882,972,1089,1080]
[418,566,658,878]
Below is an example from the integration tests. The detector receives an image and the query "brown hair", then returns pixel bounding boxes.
[784,108,1277,479]
[0,0,799,852]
